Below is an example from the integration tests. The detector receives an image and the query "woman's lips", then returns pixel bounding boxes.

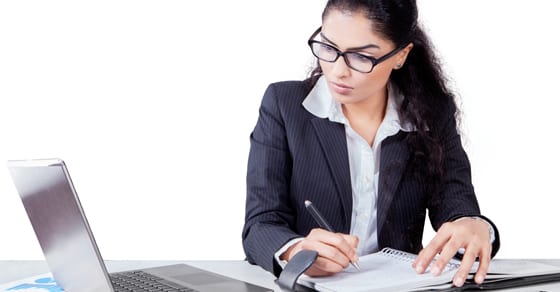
[330,81,353,95]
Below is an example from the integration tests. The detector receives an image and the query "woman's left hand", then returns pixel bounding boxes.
[412,217,492,287]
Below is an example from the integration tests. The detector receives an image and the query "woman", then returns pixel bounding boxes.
[242,0,500,287]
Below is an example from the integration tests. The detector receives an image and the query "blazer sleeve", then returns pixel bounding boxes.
[426,103,501,258]
[242,83,301,276]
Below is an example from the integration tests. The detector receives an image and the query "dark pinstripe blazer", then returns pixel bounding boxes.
[242,80,500,276]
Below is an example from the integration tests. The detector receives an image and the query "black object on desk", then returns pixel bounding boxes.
[276,250,318,292]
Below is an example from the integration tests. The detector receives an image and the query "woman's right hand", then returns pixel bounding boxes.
[280,228,359,277]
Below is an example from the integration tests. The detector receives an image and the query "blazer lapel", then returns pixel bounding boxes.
[377,131,410,234]
[310,118,353,231]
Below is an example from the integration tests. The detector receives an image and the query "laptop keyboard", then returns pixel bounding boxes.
[110,270,199,292]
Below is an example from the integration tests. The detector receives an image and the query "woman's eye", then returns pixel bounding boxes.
[348,53,372,63]
[320,44,336,52]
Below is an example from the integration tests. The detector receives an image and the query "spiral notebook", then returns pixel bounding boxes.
[296,247,462,292]
[296,248,560,292]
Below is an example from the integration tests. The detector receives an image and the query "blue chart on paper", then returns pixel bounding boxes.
[5,277,63,292]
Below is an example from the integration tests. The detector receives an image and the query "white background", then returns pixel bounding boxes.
[0,1,558,261]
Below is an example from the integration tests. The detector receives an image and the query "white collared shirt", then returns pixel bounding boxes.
[302,76,414,255]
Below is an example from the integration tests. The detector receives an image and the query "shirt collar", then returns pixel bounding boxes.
[302,76,415,132]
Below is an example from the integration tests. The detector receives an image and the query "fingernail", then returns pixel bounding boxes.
[415,265,423,274]
[476,275,484,284]
[431,266,441,276]
[454,276,465,287]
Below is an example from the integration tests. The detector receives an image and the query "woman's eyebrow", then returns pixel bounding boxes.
[320,32,380,51]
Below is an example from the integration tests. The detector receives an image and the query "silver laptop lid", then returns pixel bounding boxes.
[8,158,114,292]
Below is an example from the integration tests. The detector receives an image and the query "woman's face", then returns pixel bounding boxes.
[319,9,411,105]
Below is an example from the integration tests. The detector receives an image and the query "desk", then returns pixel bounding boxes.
[2,260,560,291]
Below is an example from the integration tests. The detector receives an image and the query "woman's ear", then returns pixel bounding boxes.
[394,43,414,70]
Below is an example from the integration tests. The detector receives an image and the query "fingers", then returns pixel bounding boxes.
[433,229,464,276]
[304,257,342,277]
[413,223,452,274]
[474,244,491,284]
[413,218,493,287]
[340,233,359,260]
[341,233,359,249]
[450,241,491,286]
[452,247,477,287]
[308,229,359,264]
[296,228,359,276]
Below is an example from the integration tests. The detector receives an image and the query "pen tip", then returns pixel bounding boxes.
[304,200,311,207]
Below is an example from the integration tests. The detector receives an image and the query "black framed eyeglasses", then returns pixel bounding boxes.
[307,27,405,73]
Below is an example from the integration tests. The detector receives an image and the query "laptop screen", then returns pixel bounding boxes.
[8,159,114,292]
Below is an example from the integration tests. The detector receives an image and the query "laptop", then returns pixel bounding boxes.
[7,158,273,292]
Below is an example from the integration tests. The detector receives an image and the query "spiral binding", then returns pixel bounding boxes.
[380,247,461,271]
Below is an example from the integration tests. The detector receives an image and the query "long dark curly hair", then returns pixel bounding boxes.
[308,0,458,193]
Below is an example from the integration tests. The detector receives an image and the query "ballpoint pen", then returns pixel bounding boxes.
[304,200,360,270]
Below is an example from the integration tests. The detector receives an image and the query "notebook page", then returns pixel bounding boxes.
[298,248,460,292]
